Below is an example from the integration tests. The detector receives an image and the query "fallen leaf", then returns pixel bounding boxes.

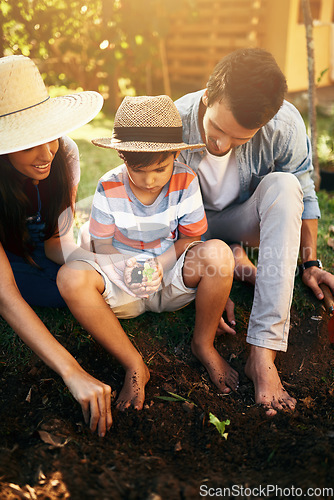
[174,441,182,452]
[25,387,32,403]
[38,430,71,447]
[300,396,315,408]
[327,237,334,249]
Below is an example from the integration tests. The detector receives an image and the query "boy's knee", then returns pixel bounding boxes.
[57,262,89,297]
[201,239,235,276]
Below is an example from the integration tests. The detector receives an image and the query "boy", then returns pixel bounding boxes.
[57,95,238,415]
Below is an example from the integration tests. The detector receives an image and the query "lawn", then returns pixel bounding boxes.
[0,108,333,499]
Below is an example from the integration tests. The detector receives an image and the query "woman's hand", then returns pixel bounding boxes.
[63,367,113,437]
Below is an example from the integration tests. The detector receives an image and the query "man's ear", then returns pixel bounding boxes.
[202,89,209,107]
[174,150,181,159]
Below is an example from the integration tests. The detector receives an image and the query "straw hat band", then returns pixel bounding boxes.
[0,96,50,118]
[112,126,183,144]
[91,95,205,152]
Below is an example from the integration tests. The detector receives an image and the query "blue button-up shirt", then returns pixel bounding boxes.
[175,90,320,219]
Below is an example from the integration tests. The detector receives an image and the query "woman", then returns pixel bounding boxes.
[0,54,112,437]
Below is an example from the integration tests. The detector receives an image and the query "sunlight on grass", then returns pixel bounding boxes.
[69,111,121,200]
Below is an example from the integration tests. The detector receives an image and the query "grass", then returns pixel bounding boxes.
[0,111,333,366]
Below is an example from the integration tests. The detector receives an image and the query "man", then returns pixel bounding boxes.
[175,47,334,416]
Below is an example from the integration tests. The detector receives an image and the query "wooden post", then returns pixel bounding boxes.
[301,0,321,190]
[159,38,171,97]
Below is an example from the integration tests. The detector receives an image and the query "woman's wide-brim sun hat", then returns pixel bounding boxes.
[0,55,103,155]
[92,95,205,152]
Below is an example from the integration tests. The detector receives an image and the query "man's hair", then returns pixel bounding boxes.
[206,48,288,129]
[118,150,176,170]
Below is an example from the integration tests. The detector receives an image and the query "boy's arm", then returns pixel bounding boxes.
[156,233,199,272]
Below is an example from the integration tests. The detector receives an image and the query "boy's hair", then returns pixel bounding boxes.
[118,150,177,170]
[206,48,288,129]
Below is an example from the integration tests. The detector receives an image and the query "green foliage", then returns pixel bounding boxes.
[157,391,197,404]
[316,191,334,270]
[0,0,198,109]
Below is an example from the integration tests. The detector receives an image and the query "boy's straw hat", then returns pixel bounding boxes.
[0,55,103,155]
[92,95,205,152]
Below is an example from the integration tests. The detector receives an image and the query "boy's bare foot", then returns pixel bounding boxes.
[230,244,257,285]
[192,343,239,393]
[116,363,150,411]
[245,345,296,416]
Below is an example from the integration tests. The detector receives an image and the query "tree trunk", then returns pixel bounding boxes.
[301,0,321,190]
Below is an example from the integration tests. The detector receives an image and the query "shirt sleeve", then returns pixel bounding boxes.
[172,166,208,237]
[61,135,80,187]
[272,105,320,219]
[89,179,116,239]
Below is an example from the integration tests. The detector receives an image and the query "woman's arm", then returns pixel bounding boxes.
[0,243,112,436]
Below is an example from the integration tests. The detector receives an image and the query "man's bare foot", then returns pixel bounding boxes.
[230,244,257,285]
[245,345,296,416]
[192,343,239,393]
[116,363,150,411]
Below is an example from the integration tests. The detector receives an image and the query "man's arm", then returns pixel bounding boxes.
[300,218,334,299]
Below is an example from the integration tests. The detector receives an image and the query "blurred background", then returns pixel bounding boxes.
[2,0,334,196]
[1,0,334,111]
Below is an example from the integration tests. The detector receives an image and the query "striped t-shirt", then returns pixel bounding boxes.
[89,161,208,261]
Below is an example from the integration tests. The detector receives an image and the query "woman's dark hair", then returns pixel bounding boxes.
[206,48,288,129]
[0,138,74,264]
[118,150,176,170]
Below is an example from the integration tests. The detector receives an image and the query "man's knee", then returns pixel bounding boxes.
[258,172,303,215]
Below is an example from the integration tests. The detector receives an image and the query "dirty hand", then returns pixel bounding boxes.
[124,257,163,297]
[95,255,137,297]
[302,267,334,300]
[63,367,112,437]
[216,298,236,335]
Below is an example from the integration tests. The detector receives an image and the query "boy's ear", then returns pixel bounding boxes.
[202,89,208,107]
[175,150,181,159]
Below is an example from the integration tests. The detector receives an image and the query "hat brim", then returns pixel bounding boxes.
[91,137,205,152]
[0,91,103,155]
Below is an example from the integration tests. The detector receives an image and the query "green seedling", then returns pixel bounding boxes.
[130,261,156,284]
[209,412,230,440]
[157,391,197,406]
[143,261,155,282]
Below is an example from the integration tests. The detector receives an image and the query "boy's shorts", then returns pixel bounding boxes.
[81,241,201,319]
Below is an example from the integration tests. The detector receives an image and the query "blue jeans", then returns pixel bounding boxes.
[6,220,65,308]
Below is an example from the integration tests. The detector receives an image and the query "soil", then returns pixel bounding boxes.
[0,284,334,500]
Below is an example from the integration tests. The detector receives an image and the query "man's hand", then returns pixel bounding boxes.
[302,267,334,300]
[216,297,236,335]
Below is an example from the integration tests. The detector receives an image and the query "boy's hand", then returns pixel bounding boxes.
[124,257,163,297]
[123,257,150,298]
[142,258,163,294]
[95,255,138,297]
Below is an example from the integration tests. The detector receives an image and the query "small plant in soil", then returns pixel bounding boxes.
[130,260,156,284]
[209,412,230,440]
